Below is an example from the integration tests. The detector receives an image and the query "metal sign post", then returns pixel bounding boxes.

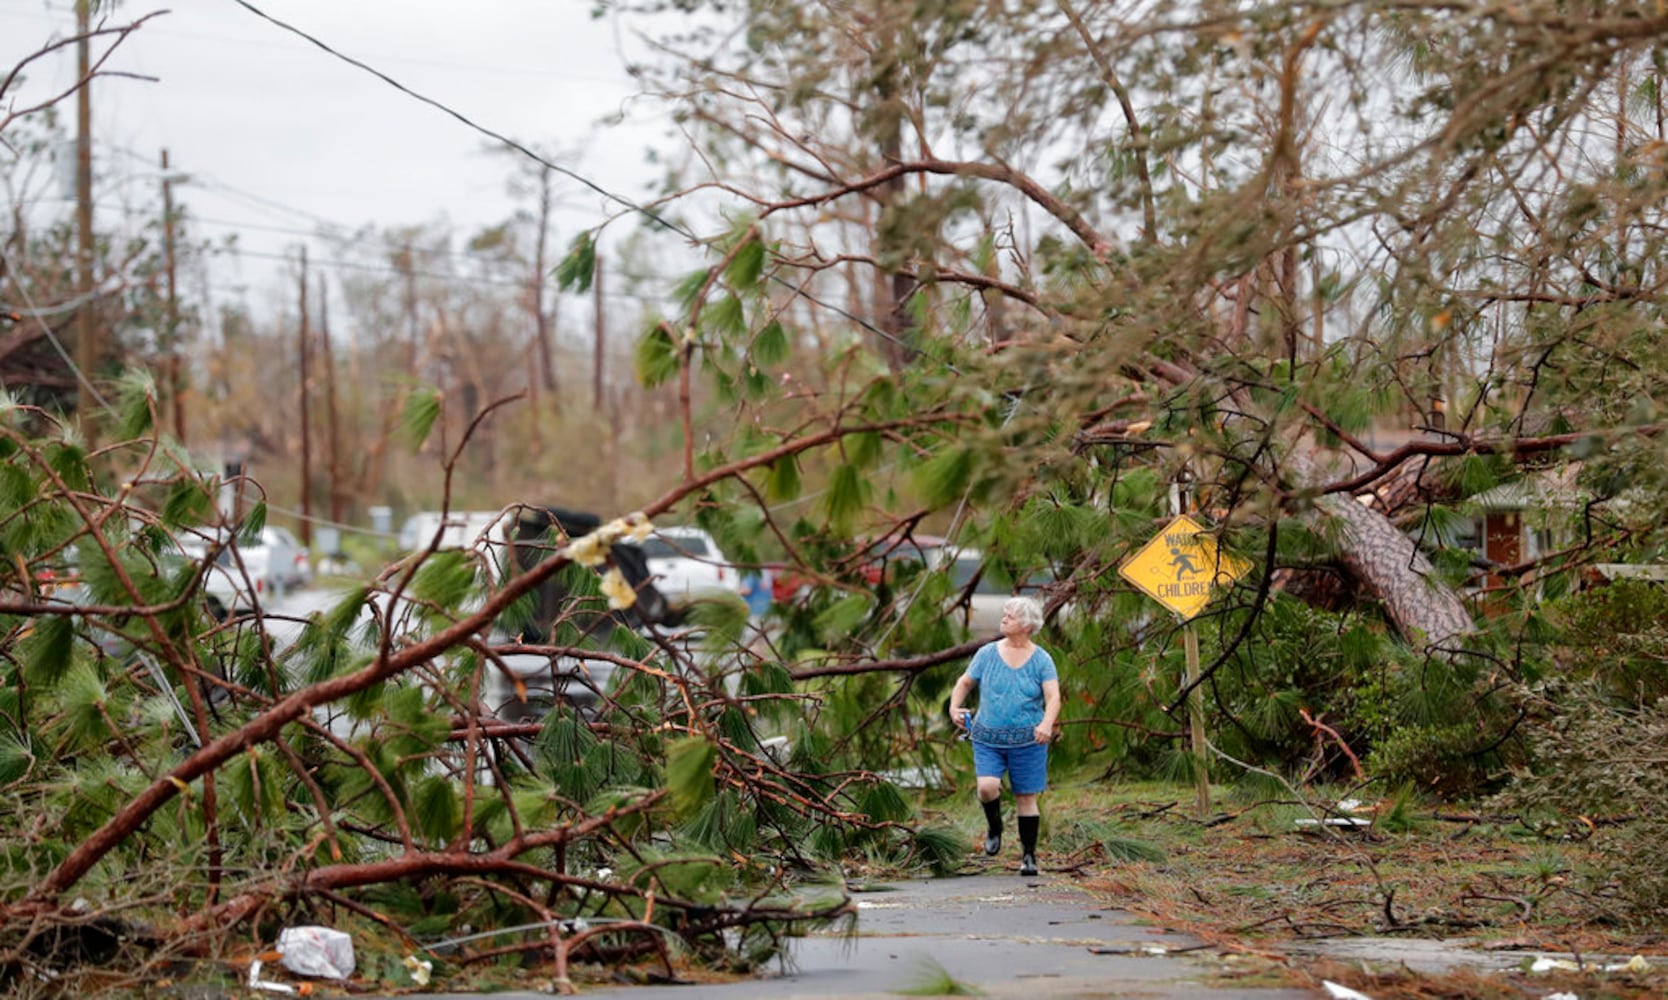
[1119,515,1251,816]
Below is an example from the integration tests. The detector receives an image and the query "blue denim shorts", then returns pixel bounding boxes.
[972,740,1049,795]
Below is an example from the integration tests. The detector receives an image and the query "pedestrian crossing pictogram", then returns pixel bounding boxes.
[1119,515,1251,620]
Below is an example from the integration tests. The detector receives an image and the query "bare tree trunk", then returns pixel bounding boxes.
[1314,492,1472,649]
[74,0,96,420]
[871,24,916,371]
[592,253,605,411]
[401,244,421,379]
[161,149,186,442]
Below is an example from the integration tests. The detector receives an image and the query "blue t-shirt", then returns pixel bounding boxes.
[964,642,1058,747]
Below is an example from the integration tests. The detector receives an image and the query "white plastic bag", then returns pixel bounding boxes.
[276,925,355,980]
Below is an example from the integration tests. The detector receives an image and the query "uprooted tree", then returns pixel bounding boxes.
[595,0,1668,772]
[0,19,961,993]
[617,0,1668,628]
[0,381,961,991]
[516,0,1668,894]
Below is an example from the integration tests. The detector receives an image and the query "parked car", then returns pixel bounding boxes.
[770,534,944,605]
[639,526,741,601]
[176,525,318,615]
[480,506,677,725]
[398,510,506,553]
[29,545,86,606]
[175,532,268,619]
[261,525,312,591]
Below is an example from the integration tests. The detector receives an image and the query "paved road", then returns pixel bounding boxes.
[414,872,1318,1000]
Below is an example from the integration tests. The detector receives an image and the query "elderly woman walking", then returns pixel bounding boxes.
[948,595,1062,876]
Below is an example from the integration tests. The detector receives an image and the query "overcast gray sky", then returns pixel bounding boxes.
[1,0,664,301]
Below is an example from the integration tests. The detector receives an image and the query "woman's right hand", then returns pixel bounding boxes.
[950,707,969,729]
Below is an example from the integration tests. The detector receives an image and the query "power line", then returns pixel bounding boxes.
[107,145,364,231]
[223,0,928,365]
[15,1,931,370]
[17,196,675,303]
[225,0,664,228]
[95,145,651,282]
[224,245,671,306]
[4,1,635,86]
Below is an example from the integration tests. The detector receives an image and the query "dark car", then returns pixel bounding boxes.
[481,505,676,723]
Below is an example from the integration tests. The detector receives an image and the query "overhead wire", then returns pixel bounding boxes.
[224,245,674,307]
[11,193,669,322]
[223,0,938,368]
[88,146,699,308]
[2,0,968,540]
[224,0,668,228]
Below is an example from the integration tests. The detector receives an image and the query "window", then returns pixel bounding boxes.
[643,534,710,559]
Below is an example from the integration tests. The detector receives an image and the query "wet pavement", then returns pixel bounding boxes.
[416,871,1319,999]
[321,866,1660,998]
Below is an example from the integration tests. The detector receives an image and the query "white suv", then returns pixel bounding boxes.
[175,531,268,619]
[639,527,740,601]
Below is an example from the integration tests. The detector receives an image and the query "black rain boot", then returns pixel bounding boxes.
[982,798,1002,856]
[1018,815,1040,875]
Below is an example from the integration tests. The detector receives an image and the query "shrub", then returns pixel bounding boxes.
[1491,684,1668,922]
[1491,580,1668,921]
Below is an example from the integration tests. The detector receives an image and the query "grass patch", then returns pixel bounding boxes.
[915,778,1664,958]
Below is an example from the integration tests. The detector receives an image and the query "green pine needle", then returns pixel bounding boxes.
[21,613,78,687]
[413,775,461,844]
[911,825,968,876]
[113,372,157,441]
[752,320,790,368]
[814,594,874,643]
[895,955,984,996]
[635,321,681,388]
[554,231,597,292]
[398,386,443,451]
[724,233,766,289]
[822,463,870,533]
[912,445,975,509]
[765,455,801,502]
[666,736,719,818]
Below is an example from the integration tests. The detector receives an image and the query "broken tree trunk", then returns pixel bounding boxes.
[1313,491,1473,649]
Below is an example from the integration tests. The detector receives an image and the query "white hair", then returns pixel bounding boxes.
[1003,595,1044,632]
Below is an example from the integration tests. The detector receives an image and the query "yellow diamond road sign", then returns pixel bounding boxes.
[1120,515,1251,621]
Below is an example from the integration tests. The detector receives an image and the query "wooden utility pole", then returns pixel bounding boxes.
[297,246,313,548]
[161,149,186,442]
[74,0,97,415]
[319,274,345,525]
[402,243,420,377]
[1174,477,1211,818]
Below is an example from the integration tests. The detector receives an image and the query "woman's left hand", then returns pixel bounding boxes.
[1033,723,1053,744]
